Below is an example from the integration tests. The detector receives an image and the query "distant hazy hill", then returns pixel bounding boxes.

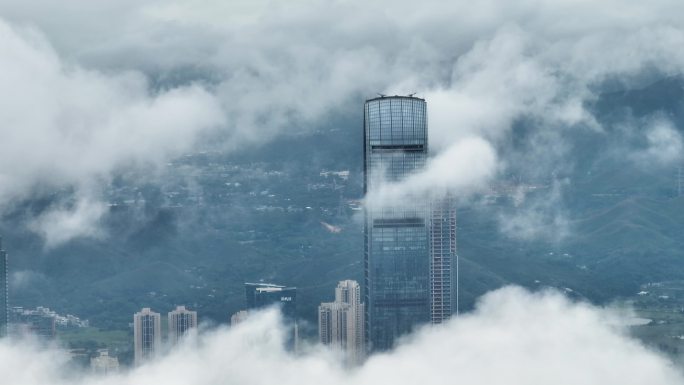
[2,77,684,334]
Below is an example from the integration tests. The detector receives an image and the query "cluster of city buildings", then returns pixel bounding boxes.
[132,283,300,365]
[8,306,89,339]
[0,237,88,340]
[0,95,457,367]
[131,280,366,367]
[132,305,198,365]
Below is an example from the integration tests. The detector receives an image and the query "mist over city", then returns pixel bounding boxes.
[2,0,684,384]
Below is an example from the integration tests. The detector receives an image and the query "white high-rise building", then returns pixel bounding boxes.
[168,306,197,345]
[133,308,161,365]
[318,280,365,365]
[430,197,456,324]
[90,349,119,374]
[230,310,249,326]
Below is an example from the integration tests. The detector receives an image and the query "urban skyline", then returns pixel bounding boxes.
[0,94,454,360]
[1,1,683,383]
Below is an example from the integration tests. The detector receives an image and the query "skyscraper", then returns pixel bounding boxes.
[364,95,430,351]
[0,238,7,338]
[168,305,197,345]
[318,280,365,365]
[133,308,161,365]
[430,197,456,323]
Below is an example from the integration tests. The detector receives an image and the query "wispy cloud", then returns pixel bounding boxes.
[1,0,684,244]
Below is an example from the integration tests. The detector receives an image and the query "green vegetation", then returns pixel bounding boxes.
[621,281,684,361]
[57,327,130,350]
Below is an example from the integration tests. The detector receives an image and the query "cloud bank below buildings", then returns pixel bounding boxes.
[2,0,684,243]
[1,287,682,385]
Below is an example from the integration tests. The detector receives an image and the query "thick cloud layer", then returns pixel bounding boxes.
[1,287,681,385]
[1,0,684,243]
[0,20,224,243]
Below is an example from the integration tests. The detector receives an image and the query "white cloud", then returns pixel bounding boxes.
[10,270,47,290]
[1,1,684,243]
[27,198,108,248]
[1,287,682,384]
[498,180,571,242]
[632,117,684,166]
[365,137,498,209]
[0,20,224,245]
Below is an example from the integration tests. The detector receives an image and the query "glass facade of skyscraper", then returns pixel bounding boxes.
[364,96,430,351]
